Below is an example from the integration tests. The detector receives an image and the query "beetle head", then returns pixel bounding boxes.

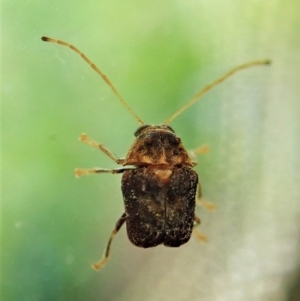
[124,125,195,167]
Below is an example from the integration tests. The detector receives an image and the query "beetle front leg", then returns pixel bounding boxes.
[75,167,133,178]
[92,213,127,271]
[79,133,125,164]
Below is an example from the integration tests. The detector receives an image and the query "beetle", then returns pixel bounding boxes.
[41,36,270,270]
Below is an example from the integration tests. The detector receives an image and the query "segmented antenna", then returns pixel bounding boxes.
[163,60,271,125]
[41,36,144,125]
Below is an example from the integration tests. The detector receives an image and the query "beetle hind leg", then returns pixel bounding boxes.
[92,213,126,271]
[193,216,207,242]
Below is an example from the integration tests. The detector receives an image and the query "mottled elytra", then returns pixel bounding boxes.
[41,36,270,271]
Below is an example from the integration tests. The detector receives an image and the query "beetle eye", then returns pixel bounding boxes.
[164,125,175,133]
[134,125,151,137]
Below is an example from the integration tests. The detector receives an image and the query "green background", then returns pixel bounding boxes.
[2,1,299,301]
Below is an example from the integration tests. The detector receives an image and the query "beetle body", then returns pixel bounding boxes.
[121,125,198,248]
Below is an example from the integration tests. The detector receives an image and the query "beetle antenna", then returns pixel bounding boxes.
[41,36,144,125]
[163,60,271,125]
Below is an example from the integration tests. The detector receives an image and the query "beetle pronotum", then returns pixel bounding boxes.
[41,36,270,271]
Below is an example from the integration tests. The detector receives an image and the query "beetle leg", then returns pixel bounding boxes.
[193,216,207,242]
[197,197,216,211]
[196,183,216,211]
[188,145,210,162]
[92,213,127,271]
[79,133,125,164]
[75,167,135,177]
[197,198,216,211]
[194,215,201,225]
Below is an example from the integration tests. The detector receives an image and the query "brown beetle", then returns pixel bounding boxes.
[41,36,270,270]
